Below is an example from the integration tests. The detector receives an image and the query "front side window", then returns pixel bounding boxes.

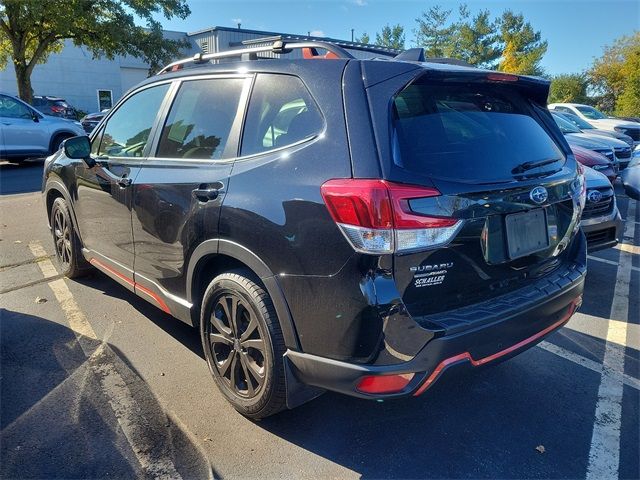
[241,74,324,156]
[98,84,169,158]
[0,95,33,119]
[156,78,245,160]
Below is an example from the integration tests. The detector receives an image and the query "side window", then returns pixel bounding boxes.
[241,74,324,156]
[156,78,245,160]
[98,84,169,158]
[0,95,33,119]
[91,127,103,156]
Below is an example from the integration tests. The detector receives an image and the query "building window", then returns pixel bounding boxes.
[201,40,209,54]
[97,90,113,111]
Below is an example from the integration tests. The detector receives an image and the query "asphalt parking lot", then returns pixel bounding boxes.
[1,159,638,480]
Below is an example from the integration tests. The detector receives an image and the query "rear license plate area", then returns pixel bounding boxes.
[505,209,549,259]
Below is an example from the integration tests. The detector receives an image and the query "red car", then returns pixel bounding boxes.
[571,145,617,183]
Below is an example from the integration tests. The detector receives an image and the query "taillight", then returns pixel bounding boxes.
[321,179,463,254]
[51,105,65,113]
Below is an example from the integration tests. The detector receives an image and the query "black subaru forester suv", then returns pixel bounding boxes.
[43,41,587,418]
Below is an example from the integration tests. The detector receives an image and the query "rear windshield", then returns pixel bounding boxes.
[392,79,565,183]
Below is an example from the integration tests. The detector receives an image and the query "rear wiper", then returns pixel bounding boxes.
[511,158,561,175]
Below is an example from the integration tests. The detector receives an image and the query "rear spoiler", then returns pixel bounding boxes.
[410,68,551,106]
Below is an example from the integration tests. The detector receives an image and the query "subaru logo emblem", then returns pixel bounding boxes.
[587,190,603,203]
[530,186,548,204]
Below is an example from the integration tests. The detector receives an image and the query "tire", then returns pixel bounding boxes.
[200,270,287,419]
[50,197,90,278]
[50,133,73,154]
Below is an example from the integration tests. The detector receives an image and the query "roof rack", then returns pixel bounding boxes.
[239,35,400,56]
[157,39,354,74]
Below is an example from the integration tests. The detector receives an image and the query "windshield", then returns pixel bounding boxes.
[562,113,595,129]
[576,105,607,120]
[392,79,565,183]
[552,113,581,134]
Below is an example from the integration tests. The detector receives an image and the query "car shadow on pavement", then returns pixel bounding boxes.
[0,159,45,195]
[74,271,205,361]
[258,342,610,479]
[0,308,214,479]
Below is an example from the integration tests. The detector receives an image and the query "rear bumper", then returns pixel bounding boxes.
[286,268,584,399]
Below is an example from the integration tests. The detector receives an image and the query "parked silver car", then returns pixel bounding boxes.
[554,111,634,149]
[552,112,632,169]
[548,103,640,147]
[0,93,85,162]
[581,166,622,252]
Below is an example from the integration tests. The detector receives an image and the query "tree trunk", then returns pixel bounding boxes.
[14,62,34,105]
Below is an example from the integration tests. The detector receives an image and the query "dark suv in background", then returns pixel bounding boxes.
[32,95,78,119]
[43,41,587,418]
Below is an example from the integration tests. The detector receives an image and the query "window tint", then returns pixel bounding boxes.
[156,78,245,160]
[0,95,33,119]
[392,79,564,183]
[98,84,169,158]
[241,74,323,156]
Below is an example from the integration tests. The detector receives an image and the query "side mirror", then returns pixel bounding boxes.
[63,135,95,167]
[31,113,40,122]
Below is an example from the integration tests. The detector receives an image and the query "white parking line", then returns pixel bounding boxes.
[537,341,639,390]
[28,242,183,480]
[587,255,640,273]
[585,200,636,480]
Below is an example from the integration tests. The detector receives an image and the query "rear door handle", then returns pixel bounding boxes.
[192,183,223,202]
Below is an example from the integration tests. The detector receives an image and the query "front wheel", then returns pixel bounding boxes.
[50,197,89,278]
[200,271,287,419]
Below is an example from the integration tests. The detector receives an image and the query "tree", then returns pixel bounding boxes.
[356,32,370,44]
[548,74,590,104]
[413,5,502,68]
[498,10,547,76]
[455,7,501,69]
[375,24,405,50]
[589,32,640,116]
[0,0,190,104]
[414,5,456,57]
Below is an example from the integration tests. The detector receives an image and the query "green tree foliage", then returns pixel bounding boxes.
[589,32,640,116]
[0,0,190,103]
[356,32,370,44]
[375,24,405,50]
[497,10,547,76]
[413,5,546,73]
[455,6,501,68]
[414,5,456,57]
[548,73,590,104]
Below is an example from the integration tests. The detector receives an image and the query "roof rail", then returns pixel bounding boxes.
[157,39,354,74]
[239,35,400,56]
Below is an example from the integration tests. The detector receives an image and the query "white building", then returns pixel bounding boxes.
[0,26,394,115]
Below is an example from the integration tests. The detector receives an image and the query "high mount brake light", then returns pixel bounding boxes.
[321,179,462,254]
[486,73,518,82]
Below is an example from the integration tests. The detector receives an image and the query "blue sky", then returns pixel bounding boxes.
[156,0,639,75]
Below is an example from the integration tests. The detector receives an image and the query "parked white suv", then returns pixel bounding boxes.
[0,93,85,162]
[548,103,640,146]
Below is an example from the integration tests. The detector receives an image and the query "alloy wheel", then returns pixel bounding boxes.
[53,207,72,268]
[207,293,266,398]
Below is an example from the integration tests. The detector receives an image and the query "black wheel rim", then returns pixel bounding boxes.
[207,293,266,398]
[53,207,72,268]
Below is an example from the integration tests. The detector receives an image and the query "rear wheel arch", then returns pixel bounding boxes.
[187,239,300,350]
